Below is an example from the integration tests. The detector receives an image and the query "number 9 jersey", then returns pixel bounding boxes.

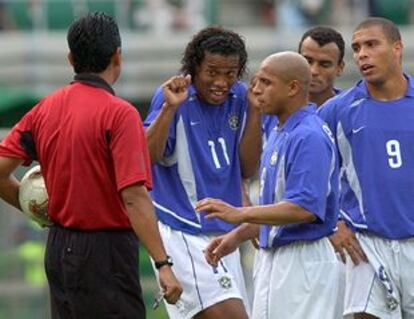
[144,82,248,234]
[317,75,414,239]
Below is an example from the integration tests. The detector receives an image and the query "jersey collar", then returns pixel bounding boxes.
[278,103,316,133]
[356,73,414,98]
[72,73,115,96]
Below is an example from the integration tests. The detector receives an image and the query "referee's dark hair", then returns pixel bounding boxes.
[180,25,248,79]
[67,12,121,74]
[298,26,345,65]
[354,17,401,43]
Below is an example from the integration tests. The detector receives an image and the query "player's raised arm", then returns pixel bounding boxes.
[145,75,191,163]
[239,77,262,178]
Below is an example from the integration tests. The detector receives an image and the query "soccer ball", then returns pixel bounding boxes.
[18,165,52,227]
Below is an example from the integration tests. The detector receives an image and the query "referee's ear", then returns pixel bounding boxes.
[67,52,75,68]
[112,47,122,68]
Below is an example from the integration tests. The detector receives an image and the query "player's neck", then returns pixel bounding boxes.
[367,73,407,101]
[277,99,308,126]
[310,89,336,108]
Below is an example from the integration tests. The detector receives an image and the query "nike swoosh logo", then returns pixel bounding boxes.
[352,126,366,134]
[190,121,200,126]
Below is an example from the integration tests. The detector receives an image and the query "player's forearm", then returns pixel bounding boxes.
[233,223,260,242]
[122,184,168,262]
[146,103,176,163]
[241,201,316,225]
[0,176,20,209]
[0,157,23,209]
[239,107,262,178]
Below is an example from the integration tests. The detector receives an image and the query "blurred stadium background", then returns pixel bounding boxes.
[0,0,413,318]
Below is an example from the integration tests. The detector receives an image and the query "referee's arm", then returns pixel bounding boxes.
[121,183,183,304]
[0,156,23,210]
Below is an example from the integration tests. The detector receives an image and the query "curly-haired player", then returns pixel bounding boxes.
[144,26,261,319]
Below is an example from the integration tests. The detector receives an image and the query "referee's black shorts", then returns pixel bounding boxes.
[45,224,146,319]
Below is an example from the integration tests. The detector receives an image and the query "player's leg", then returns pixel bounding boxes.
[344,260,400,319]
[344,234,402,319]
[251,249,274,319]
[354,314,378,319]
[336,257,347,318]
[194,244,250,319]
[152,222,250,319]
[194,298,248,319]
[268,238,341,319]
[400,238,414,318]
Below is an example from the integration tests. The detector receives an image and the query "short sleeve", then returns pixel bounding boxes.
[317,98,338,137]
[283,131,334,222]
[144,86,177,157]
[0,106,40,166]
[110,104,153,191]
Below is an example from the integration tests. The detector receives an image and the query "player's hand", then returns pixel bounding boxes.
[329,221,367,265]
[204,232,242,267]
[196,198,245,224]
[162,75,191,109]
[158,266,183,304]
[247,75,261,111]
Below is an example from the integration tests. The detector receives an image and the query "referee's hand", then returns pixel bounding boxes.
[158,267,183,305]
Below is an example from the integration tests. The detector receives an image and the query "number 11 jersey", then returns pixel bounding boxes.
[144,82,248,234]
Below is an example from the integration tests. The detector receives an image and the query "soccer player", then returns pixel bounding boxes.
[299,26,345,108]
[262,26,346,140]
[144,26,261,319]
[262,27,365,266]
[318,17,414,318]
[0,12,182,318]
[197,51,341,319]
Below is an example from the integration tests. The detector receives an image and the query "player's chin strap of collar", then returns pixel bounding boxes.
[358,234,399,311]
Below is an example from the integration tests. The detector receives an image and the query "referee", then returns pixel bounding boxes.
[0,12,182,318]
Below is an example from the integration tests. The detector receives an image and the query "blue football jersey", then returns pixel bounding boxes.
[260,99,339,147]
[262,114,278,148]
[144,82,248,234]
[259,105,338,249]
[318,75,414,239]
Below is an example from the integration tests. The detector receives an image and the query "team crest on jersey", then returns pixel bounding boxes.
[218,275,232,289]
[270,150,278,166]
[228,113,240,130]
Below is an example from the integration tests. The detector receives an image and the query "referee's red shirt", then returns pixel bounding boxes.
[0,75,152,230]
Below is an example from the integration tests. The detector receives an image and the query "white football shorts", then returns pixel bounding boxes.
[252,237,342,319]
[344,232,414,319]
[152,221,251,319]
